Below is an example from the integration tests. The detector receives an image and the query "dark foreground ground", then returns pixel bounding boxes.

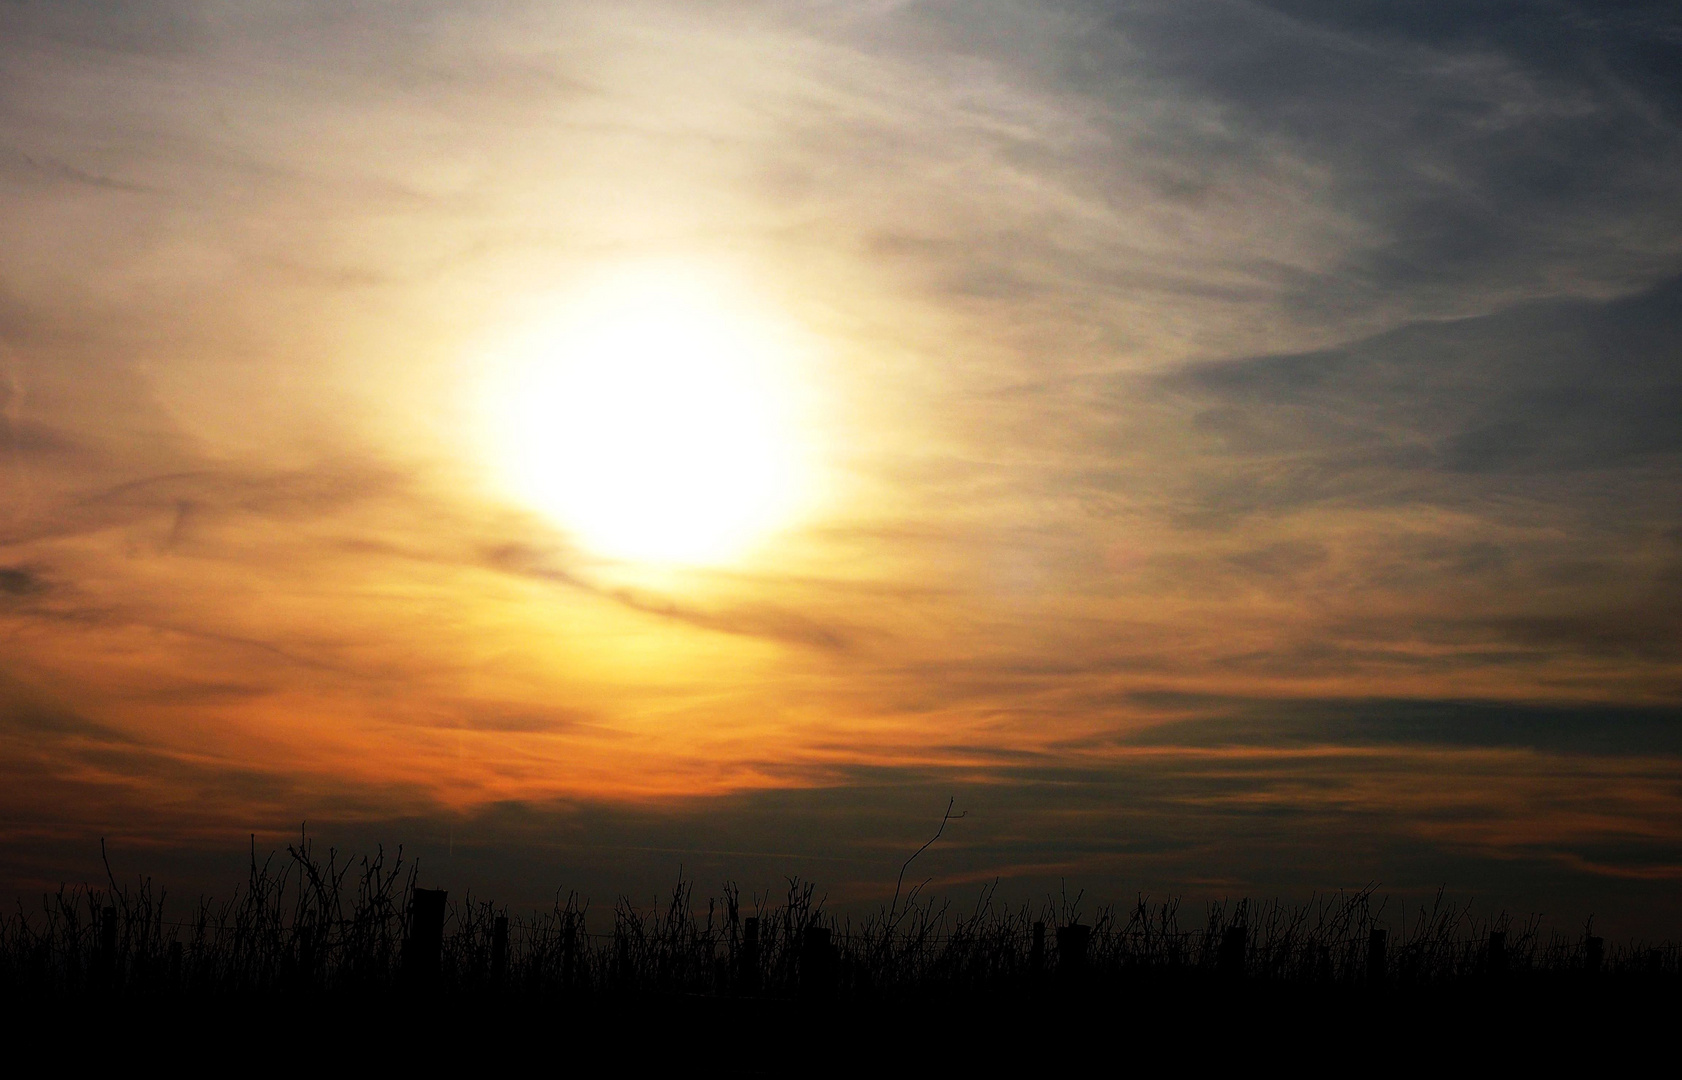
[5,975,1674,1074]
[6,845,1676,1071]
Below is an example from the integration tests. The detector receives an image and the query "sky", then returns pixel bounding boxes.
[3,1,1680,933]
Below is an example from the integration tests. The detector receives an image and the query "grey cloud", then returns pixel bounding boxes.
[21,743,1680,935]
[1461,602,1682,662]
[854,0,1682,330]
[0,417,93,462]
[0,676,139,745]
[0,566,43,596]
[440,708,594,734]
[1249,1,1682,110]
[480,543,854,651]
[0,0,216,57]
[1370,539,1511,585]
[0,671,439,848]
[0,145,148,192]
[1294,596,1682,670]
[0,444,411,550]
[1112,0,1682,303]
[1124,696,1682,757]
[1223,539,1328,577]
[1160,274,1682,515]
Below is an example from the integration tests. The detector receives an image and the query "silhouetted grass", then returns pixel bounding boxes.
[3,836,1676,1001]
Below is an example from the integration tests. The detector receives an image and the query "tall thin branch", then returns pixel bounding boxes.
[888,796,965,927]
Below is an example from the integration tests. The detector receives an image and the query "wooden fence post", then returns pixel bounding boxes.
[295,923,316,991]
[1056,924,1091,978]
[1029,921,1046,976]
[404,887,448,984]
[1486,931,1507,979]
[740,916,761,994]
[99,905,118,990]
[491,915,509,985]
[1307,941,1330,982]
[168,940,183,991]
[1367,928,1388,986]
[801,925,837,999]
[561,914,578,989]
[1584,935,1603,975]
[1218,925,1246,979]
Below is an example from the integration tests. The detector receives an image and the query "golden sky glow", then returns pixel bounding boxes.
[2,1,1681,919]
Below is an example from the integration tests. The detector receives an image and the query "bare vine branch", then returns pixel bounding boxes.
[888,796,966,927]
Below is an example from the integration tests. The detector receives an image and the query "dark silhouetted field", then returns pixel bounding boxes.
[2,836,1675,1070]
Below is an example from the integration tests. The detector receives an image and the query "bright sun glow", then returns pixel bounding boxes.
[479,265,816,565]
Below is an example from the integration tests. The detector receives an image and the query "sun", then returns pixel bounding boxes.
[478,264,815,565]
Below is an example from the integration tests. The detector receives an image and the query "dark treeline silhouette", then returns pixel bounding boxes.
[4,836,1676,1003]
